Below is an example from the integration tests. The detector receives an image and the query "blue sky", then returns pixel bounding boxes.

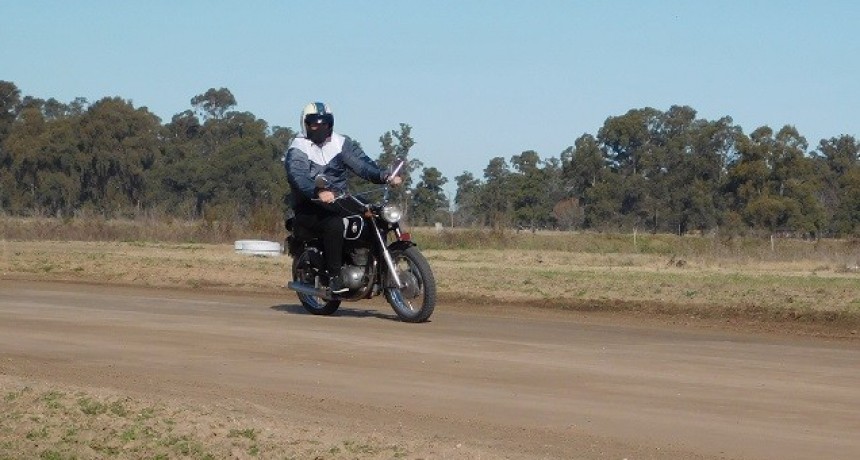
[2,1,858,196]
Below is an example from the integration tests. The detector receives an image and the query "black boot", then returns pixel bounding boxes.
[329,274,349,294]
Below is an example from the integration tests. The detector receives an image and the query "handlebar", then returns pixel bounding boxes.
[312,185,389,202]
[312,157,405,207]
[311,185,394,216]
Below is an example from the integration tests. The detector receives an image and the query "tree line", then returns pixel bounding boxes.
[1,80,858,237]
[456,106,859,237]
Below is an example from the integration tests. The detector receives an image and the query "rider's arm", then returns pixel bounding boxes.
[340,137,389,184]
[284,146,318,200]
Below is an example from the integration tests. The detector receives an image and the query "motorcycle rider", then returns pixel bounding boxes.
[285,102,402,294]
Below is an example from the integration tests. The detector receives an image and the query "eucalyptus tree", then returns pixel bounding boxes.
[596,107,665,231]
[1,88,95,215]
[642,105,735,234]
[508,150,558,229]
[646,106,696,233]
[153,103,292,219]
[771,126,823,234]
[367,123,417,209]
[0,81,22,210]
[0,80,20,141]
[188,88,241,158]
[269,126,296,157]
[150,110,206,216]
[0,102,87,215]
[561,134,605,195]
[409,166,449,226]
[813,135,860,235]
[681,116,740,232]
[598,107,662,177]
[191,87,237,121]
[726,126,823,236]
[453,171,482,226]
[2,106,48,211]
[204,129,288,221]
[377,124,416,171]
[76,97,161,214]
[560,133,619,229]
[479,156,514,229]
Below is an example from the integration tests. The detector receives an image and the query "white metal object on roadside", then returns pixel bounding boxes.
[234,240,282,257]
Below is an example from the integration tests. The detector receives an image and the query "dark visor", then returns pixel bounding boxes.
[304,113,333,125]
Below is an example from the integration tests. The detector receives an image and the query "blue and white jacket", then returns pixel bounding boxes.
[285,133,388,211]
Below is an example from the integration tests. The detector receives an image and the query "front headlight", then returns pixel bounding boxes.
[381,204,403,223]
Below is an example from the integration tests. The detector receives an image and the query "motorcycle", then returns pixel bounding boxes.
[285,159,436,323]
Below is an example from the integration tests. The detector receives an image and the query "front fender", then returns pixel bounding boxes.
[387,240,416,252]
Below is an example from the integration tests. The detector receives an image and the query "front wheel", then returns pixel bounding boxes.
[292,251,341,315]
[384,246,436,323]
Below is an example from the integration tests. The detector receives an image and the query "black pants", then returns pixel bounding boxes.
[294,204,344,278]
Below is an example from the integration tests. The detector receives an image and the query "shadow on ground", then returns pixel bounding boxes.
[270,304,400,321]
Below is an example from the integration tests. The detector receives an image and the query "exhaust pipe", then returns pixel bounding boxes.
[287,281,331,299]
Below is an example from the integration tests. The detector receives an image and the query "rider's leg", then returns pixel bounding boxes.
[319,214,347,293]
[294,206,347,293]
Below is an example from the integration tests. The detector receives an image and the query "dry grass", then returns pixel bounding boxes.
[0,240,289,291]
[2,239,858,332]
[0,215,280,244]
[0,377,418,460]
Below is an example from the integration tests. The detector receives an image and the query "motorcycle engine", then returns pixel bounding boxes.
[340,265,366,289]
[349,246,370,266]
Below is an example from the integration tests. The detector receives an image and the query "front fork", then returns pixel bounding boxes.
[369,219,404,289]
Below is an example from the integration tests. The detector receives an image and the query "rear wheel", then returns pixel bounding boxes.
[384,246,436,323]
[292,251,340,315]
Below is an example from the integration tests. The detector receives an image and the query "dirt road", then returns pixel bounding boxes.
[1,280,858,459]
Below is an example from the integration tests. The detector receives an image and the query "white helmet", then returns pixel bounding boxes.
[300,102,334,136]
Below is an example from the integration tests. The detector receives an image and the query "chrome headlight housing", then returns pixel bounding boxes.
[380,204,403,223]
